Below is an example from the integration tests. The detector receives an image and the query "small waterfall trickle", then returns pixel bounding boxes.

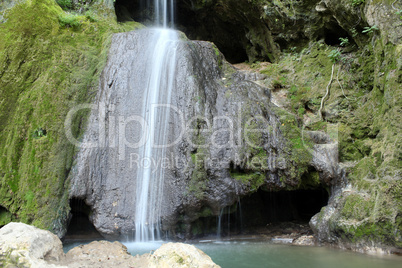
[134,0,178,242]
[237,199,244,233]
[217,208,224,240]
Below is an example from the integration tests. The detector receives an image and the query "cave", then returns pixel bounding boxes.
[320,19,353,46]
[241,188,329,225]
[208,187,329,237]
[114,0,250,63]
[64,198,102,240]
[0,206,13,228]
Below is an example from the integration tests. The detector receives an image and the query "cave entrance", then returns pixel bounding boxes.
[65,198,102,240]
[114,0,249,63]
[0,206,13,228]
[319,18,353,47]
[115,0,174,26]
[216,187,329,237]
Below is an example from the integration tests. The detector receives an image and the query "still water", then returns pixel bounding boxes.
[64,240,401,268]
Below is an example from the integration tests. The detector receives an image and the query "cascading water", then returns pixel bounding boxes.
[134,0,178,242]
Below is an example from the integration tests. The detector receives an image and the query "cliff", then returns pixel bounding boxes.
[0,0,400,253]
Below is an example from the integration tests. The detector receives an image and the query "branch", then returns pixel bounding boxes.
[319,64,335,120]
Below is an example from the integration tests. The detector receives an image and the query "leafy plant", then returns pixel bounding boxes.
[350,28,358,38]
[396,10,402,19]
[339,37,350,47]
[85,10,98,22]
[58,13,82,29]
[56,0,73,10]
[33,128,47,139]
[362,25,379,34]
[328,49,341,63]
[350,0,365,7]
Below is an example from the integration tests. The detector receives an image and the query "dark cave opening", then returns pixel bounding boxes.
[320,19,353,47]
[193,186,329,238]
[65,198,102,240]
[0,206,13,228]
[115,0,175,26]
[240,188,329,227]
[114,0,249,63]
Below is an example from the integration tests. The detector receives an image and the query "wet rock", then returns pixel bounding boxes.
[0,222,65,268]
[61,241,147,268]
[149,242,220,268]
[293,235,316,246]
[69,28,342,239]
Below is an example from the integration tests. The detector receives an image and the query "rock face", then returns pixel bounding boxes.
[69,28,339,239]
[0,222,65,268]
[149,242,220,268]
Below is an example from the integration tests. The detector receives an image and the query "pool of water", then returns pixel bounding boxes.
[64,240,401,268]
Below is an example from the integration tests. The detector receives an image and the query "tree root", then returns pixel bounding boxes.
[319,64,335,120]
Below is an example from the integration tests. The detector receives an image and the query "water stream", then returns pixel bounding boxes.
[134,28,178,242]
[64,240,402,268]
[134,0,178,242]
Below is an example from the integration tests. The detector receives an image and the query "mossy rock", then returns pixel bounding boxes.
[0,0,141,234]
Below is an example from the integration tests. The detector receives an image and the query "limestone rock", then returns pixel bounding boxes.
[149,242,220,268]
[62,241,148,268]
[293,235,316,246]
[69,28,344,239]
[0,222,66,268]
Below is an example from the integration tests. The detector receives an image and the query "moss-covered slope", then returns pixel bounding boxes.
[0,0,140,235]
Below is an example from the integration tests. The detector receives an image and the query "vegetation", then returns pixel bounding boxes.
[362,25,379,34]
[328,49,341,63]
[0,0,141,233]
[350,0,365,7]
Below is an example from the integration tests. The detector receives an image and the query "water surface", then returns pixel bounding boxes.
[64,240,401,268]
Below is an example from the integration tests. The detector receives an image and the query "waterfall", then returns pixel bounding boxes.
[134,0,178,242]
[217,208,223,240]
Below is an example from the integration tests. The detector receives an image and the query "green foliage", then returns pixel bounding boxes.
[350,0,365,7]
[230,171,265,192]
[397,10,402,19]
[0,0,141,231]
[56,0,72,10]
[328,49,341,63]
[32,128,47,139]
[362,25,379,34]
[339,37,349,47]
[350,28,358,38]
[85,10,98,22]
[58,13,82,29]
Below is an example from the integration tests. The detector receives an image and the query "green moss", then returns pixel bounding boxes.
[230,171,265,192]
[299,171,320,189]
[258,34,401,247]
[188,151,208,199]
[0,0,141,232]
[341,194,374,221]
[274,108,312,180]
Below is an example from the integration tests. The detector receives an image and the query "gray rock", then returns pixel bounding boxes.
[69,29,343,239]
[293,235,316,246]
[149,242,220,268]
[61,241,147,268]
[0,222,66,268]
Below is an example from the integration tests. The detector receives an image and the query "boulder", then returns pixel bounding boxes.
[0,222,66,268]
[0,223,219,267]
[292,235,316,246]
[149,242,220,268]
[62,241,148,268]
